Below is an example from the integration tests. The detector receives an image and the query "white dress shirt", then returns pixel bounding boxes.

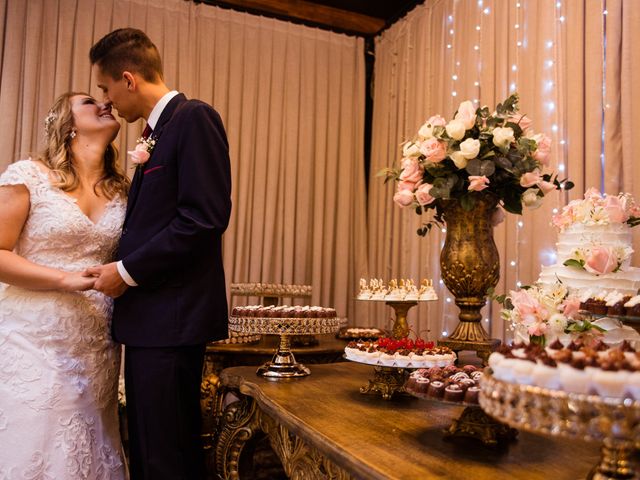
[116,90,180,287]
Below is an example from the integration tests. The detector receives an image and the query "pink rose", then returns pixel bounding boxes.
[491,206,505,226]
[128,143,151,165]
[604,195,629,223]
[538,180,556,195]
[520,171,541,188]
[415,183,435,206]
[508,113,533,132]
[427,115,446,127]
[454,100,477,130]
[552,212,573,231]
[585,247,618,275]
[393,189,414,207]
[399,157,424,184]
[468,175,489,192]
[532,133,552,166]
[397,180,416,192]
[419,137,447,163]
[561,298,581,319]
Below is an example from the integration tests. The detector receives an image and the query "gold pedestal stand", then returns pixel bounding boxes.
[444,406,518,445]
[480,369,640,479]
[229,315,340,378]
[359,366,410,401]
[357,300,425,400]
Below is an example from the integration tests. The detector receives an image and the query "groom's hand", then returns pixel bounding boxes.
[86,262,129,298]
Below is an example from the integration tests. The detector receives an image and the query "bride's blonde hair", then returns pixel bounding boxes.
[39,92,129,199]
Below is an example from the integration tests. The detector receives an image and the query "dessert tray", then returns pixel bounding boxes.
[229,313,340,378]
[230,282,312,298]
[336,326,386,340]
[479,369,640,479]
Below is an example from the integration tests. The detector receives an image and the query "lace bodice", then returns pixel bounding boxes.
[0,159,125,272]
[0,159,128,479]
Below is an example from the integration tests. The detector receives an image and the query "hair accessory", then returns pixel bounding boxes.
[44,110,57,138]
[70,130,76,139]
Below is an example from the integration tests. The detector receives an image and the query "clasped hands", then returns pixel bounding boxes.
[82,262,129,298]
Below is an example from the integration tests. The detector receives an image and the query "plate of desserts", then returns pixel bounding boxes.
[344,337,456,368]
[404,365,484,406]
[336,326,387,340]
[356,278,438,301]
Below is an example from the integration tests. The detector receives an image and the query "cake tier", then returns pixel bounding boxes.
[556,223,632,266]
[538,263,640,296]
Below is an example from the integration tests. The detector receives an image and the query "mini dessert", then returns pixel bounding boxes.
[487,340,640,400]
[404,364,484,405]
[343,337,456,368]
[356,278,438,302]
[231,305,336,319]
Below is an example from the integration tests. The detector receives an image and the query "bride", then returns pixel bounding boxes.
[0,92,129,478]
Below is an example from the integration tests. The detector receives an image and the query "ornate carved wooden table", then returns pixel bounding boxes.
[214,362,602,480]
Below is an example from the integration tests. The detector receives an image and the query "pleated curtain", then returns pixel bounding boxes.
[368,0,640,340]
[0,0,368,322]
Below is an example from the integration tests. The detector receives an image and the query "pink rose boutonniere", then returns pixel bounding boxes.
[128,136,156,168]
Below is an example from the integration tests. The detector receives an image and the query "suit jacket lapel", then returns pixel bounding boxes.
[123,93,187,226]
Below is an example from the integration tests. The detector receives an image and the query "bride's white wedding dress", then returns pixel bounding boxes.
[0,160,127,479]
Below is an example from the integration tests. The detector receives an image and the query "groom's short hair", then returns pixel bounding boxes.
[90,28,163,83]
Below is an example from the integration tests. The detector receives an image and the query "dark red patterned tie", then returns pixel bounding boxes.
[142,124,153,139]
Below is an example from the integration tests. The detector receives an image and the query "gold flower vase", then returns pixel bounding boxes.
[438,193,501,364]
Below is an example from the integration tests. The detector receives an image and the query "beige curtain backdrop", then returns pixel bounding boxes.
[369,0,640,340]
[0,0,367,321]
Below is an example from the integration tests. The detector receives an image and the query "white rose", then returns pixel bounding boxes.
[459,138,481,159]
[548,313,568,333]
[522,188,542,209]
[418,122,434,139]
[492,126,515,148]
[402,141,421,157]
[449,150,468,169]
[445,119,466,140]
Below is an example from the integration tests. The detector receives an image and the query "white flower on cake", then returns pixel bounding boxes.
[552,188,640,231]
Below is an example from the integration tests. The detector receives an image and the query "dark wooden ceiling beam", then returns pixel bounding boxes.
[206,0,385,35]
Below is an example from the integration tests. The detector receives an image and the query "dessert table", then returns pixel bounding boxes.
[214,362,603,479]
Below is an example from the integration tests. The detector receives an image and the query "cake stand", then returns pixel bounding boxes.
[230,283,316,346]
[404,384,518,445]
[229,315,340,378]
[479,369,640,479]
[353,297,437,399]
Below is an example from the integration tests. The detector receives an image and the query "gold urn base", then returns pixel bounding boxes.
[438,320,500,366]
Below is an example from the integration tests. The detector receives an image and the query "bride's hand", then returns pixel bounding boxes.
[60,271,96,292]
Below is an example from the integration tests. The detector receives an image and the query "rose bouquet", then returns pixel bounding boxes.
[382,93,573,235]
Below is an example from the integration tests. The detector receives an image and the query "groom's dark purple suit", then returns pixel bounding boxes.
[113,93,231,479]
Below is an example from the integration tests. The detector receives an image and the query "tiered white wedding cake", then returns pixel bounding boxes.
[537,189,640,296]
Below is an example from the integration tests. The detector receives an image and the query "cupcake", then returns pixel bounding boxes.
[444,384,465,402]
[463,386,481,404]
[427,380,445,398]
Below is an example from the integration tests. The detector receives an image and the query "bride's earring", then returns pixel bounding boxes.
[70,130,76,139]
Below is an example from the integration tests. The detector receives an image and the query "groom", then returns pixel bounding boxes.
[87,28,231,479]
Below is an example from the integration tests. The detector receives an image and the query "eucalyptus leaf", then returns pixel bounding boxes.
[460,194,475,211]
[466,158,481,176]
[479,160,495,177]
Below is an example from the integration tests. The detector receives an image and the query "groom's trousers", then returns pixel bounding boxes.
[124,344,206,480]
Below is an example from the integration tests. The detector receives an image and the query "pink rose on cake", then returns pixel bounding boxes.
[604,195,629,223]
[584,247,619,275]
